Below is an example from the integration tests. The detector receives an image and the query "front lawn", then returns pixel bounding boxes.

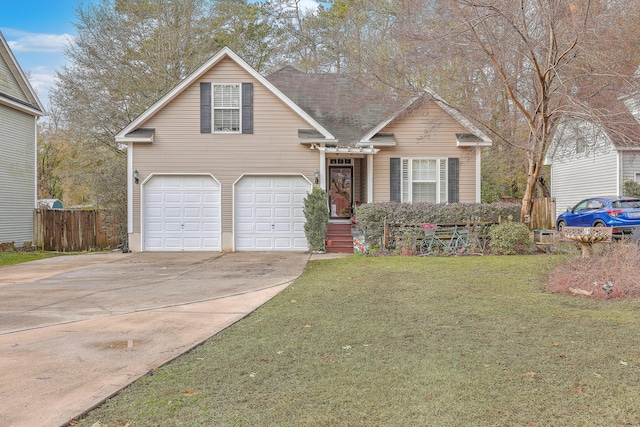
[79,255,640,426]
[0,251,58,266]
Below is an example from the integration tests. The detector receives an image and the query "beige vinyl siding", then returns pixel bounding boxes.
[131,57,318,235]
[373,102,478,203]
[0,104,35,244]
[0,53,27,102]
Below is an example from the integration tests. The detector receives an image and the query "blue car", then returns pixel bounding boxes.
[556,196,640,234]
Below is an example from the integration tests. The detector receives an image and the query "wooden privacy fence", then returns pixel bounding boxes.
[34,209,119,252]
[500,197,555,230]
[527,197,556,230]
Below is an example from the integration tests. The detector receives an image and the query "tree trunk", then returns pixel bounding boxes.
[520,148,546,223]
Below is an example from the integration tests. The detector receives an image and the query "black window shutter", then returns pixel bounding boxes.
[242,82,253,134]
[448,158,459,203]
[390,158,401,202]
[200,82,211,133]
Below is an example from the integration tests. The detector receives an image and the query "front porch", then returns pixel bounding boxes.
[323,155,367,254]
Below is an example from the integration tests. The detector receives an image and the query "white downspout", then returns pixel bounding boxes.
[319,148,326,191]
[33,118,38,208]
[127,144,134,234]
[367,153,374,203]
[476,146,482,203]
[617,150,622,196]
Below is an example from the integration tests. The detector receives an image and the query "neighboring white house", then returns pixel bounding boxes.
[545,92,640,221]
[0,31,45,246]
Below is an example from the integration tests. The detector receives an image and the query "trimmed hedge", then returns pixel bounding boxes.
[353,202,521,247]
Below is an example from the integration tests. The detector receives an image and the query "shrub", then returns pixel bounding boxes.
[303,187,329,252]
[549,242,640,299]
[488,221,532,255]
[623,180,640,197]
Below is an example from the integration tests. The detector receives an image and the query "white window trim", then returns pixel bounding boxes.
[212,83,242,134]
[401,158,448,203]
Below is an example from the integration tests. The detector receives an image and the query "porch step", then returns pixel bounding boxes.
[326,222,354,254]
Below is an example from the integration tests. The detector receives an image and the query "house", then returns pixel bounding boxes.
[545,93,640,220]
[116,47,491,252]
[0,31,45,246]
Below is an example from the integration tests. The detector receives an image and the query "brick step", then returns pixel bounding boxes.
[327,223,353,231]
[326,245,354,253]
[326,222,354,253]
[325,236,353,253]
[327,237,353,247]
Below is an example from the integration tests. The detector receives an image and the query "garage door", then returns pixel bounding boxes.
[144,175,221,251]
[235,175,310,251]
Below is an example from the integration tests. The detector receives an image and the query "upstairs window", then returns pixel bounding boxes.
[213,84,240,132]
[200,82,253,134]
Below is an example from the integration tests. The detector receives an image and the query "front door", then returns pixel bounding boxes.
[329,166,353,218]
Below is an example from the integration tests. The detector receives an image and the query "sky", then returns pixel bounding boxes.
[1,0,326,111]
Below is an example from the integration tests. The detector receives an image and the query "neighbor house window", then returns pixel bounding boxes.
[401,158,447,203]
[213,84,240,132]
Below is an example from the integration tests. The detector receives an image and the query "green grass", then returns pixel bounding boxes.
[79,255,640,426]
[0,251,58,266]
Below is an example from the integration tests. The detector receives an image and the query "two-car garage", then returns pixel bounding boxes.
[142,174,310,252]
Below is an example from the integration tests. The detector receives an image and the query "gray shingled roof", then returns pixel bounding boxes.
[266,66,399,146]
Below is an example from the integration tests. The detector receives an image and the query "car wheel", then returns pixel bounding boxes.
[557,220,566,232]
[593,220,606,227]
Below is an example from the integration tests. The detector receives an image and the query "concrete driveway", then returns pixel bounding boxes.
[0,251,311,427]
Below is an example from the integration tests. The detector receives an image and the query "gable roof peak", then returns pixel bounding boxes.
[0,30,45,116]
[272,64,305,75]
[116,46,334,141]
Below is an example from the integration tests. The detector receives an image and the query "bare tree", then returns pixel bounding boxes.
[463,2,638,217]
[305,1,640,218]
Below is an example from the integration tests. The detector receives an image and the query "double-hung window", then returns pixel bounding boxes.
[213,84,240,133]
[402,158,448,203]
[200,82,253,134]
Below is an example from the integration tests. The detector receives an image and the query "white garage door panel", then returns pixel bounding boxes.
[235,175,310,251]
[144,175,221,251]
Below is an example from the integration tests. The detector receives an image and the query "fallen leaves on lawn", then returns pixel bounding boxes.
[523,371,537,377]
[183,390,198,396]
[570,387,582,393]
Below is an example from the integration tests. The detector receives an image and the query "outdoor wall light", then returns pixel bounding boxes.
[314,170,319,184]
[134,169,139,184]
